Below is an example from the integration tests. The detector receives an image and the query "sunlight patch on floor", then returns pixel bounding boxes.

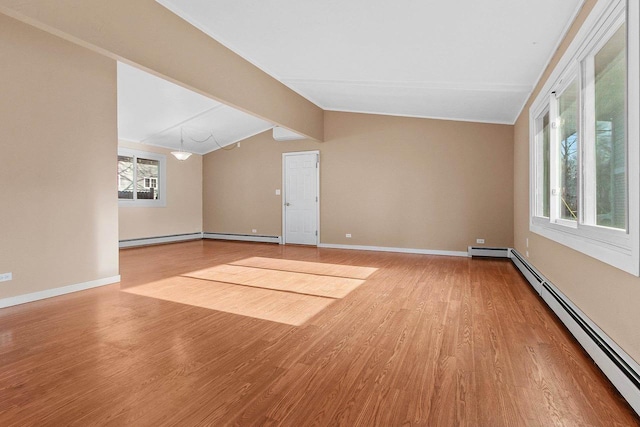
[122,258,377,326]
[230,257,377,279]
[184,264,364,299]
[123,276,334,326]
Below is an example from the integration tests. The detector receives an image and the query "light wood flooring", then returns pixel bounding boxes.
[0,240,638,426]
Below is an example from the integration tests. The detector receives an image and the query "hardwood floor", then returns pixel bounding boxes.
[0,240,638,426]
[123,276,336,326]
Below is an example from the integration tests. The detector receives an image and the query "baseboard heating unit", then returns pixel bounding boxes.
[119,232,203,248]
[509,249,640,415]
[467,246,510,258]
[203,232,281,244]
[509,248,545,294]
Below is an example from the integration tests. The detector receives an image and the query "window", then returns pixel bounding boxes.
[529,0,639,275]
[143,177,158,189]
[118,148,166,207]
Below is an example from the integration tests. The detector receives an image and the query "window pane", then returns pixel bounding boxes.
[118,155,134,199]
[594,24,626,229]
[136,158,159,200]
[558,80,579,220]
[535,112,551,217]
[542,112,551,217]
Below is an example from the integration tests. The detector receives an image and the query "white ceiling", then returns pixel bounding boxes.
[117,62,273,154]
[157,0,584,124]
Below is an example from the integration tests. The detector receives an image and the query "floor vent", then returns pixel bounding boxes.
[467,246,510,258]
[510,249,640,415]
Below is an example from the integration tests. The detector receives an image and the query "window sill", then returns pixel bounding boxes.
[530,217,638,276]
[118,199,166,208]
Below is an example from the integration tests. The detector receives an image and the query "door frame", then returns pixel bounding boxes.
[282,150,320,246]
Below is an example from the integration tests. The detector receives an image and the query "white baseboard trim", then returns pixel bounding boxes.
[119,232,203,248]
[542,281,640,415]
[317,243,469,257]
[510,249,640,416]
[0,275,121,309]
[203,232,281,244]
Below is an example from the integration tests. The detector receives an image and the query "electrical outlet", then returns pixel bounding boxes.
[0,272,12,282]
[237,142,241,147]
[526,251,530,257]
[345,233,352,238]
[476,238,485,244]
[252,229,257,233]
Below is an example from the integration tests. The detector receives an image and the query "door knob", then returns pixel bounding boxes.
[285,202,290,206]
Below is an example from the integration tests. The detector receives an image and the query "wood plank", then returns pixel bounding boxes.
[231,256,378,279]
[184,264,365,298]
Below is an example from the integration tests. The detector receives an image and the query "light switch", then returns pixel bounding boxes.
[275,189,281,195]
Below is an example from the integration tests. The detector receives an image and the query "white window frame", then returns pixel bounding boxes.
[143,177,158,189]
[529,0,639,275]
[551,71,580,228]
[533,107,551,219]
[118,148,167,208]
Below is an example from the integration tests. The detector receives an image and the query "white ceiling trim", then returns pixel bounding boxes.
[118,61,275,153]
[140,104,225,144]
[132,125,274,155]
[512,0,586,123]
[282,78,533,94]
[322,107,518,126]
[145,124,274,155]
[285,80,531,124]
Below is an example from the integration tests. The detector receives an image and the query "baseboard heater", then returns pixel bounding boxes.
[467,246,510,258]
[509,248,545,294]
[119,232,203,248]
[509,249,640,415]
[203,232,281,244]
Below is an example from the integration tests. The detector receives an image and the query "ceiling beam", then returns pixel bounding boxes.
[0,0,324,141]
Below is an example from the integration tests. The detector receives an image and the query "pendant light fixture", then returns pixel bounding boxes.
[171,127,192,161]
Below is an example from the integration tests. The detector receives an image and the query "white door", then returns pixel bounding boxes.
[283,152,319,245]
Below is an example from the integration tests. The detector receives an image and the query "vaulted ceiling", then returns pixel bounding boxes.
[118,1,585,153]
[157,0,584,124]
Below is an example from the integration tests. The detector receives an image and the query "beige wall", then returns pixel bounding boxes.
[118,141,202,241]
[0,0,324,141]
[0,14,119,299]
[204,111,514,252]
[513,0,640,363]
